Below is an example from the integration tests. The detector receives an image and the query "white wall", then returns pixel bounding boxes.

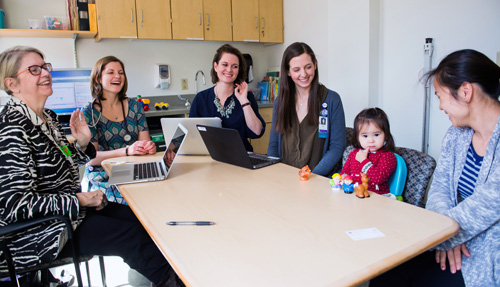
[379,0,500,159]
[273,0,500,161]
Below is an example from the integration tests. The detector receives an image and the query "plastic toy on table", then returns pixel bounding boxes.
[355,172,370,199]
[342,175,354,194]
[330,173,342,190]
[298,165,312,181]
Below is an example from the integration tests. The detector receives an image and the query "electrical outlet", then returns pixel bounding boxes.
[181,78,188,90]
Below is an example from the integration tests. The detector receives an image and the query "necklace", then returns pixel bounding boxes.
[213,85,235,119]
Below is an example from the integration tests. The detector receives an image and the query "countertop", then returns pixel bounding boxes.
[143,94,274,117]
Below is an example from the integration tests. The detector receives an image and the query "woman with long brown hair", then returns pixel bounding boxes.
[267,42,346,176]
[82,56,156,204]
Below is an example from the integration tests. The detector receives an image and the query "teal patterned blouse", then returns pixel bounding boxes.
[81,98,149,204]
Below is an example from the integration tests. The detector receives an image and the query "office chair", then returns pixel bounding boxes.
[393,147,436,207]
[0,215,107,287]
[342,145,436,207]
[342,145,407,199]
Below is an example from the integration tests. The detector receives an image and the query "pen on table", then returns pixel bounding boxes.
[167,221,215,226]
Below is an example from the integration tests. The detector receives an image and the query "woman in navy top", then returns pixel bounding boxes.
[189,44,265,151]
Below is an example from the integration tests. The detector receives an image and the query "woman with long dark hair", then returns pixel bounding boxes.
[370,49,500,287]
[267,42,346,176]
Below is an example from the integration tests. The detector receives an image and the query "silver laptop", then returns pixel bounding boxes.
[107,123,188,185]
[161,117,221,155]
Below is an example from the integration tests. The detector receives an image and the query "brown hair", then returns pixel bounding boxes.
[274,42,321,134]
[0,46,45,95]
[90,56,128,102]
[353,107,395,152]
[210,44,247,84]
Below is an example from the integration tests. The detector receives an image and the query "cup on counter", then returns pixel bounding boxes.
[28,18,44,29]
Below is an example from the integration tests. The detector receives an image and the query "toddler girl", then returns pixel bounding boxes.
[341,108,397,195]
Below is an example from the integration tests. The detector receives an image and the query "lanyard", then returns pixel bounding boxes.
[319,102,328,139]
[92,98,132,143]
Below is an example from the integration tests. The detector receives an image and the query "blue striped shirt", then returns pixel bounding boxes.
[457,143,483,200]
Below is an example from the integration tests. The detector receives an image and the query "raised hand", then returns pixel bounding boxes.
[69,109,91,147]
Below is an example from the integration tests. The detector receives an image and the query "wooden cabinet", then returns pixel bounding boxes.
[250,107,273,154]
[136,0,172,39]
[96,0,172,40]
[232,0,259,42]
[232,0,283,43]
[203,0,232,41]
[96,0,137,39]
[171,0,204,40]
[94,0,282,42]
[171,0,231,41]
[258,0,283,43]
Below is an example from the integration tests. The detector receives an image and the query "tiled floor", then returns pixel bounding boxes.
[51,256,150,287]
[52,256,370,287]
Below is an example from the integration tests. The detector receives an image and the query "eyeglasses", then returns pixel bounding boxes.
[14,63,53,76]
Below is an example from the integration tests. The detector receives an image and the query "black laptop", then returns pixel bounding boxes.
[196,125,281,169]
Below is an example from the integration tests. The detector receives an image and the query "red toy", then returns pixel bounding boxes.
[299,165,312,181]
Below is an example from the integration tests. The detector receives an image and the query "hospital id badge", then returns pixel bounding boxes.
[319,116,328,138]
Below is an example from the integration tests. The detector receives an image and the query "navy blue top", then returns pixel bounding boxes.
[189,86,265,151]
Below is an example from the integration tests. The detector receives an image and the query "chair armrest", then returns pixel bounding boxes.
[0,215,73,239]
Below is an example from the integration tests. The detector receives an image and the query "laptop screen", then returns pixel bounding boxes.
[162,125,187,172]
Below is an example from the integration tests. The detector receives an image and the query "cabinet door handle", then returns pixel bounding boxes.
[199,13,202,25]
[255,17,258,29]
[262,17,265,29]
[207,13,210,26]
[130,8,134,22]
[141,9,143,23]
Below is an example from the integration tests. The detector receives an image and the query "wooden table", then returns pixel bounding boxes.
[102,154,458,287]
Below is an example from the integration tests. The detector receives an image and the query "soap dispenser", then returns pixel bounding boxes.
[155,64,170,89]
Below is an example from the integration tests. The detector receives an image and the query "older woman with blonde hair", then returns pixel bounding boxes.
[0,46,182,287]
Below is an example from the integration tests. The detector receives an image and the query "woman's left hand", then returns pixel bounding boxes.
[234,81,249,103]
[143,140,157,154]
[69,109,91,147]
[435,243,471,273]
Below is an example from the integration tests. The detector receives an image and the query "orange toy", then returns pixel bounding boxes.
[355,172,370,198]
[299,165,312,181]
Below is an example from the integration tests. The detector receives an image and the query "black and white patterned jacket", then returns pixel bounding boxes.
[0,97,96,272]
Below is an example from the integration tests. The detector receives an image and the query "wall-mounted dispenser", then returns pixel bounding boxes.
[155,64,170,89]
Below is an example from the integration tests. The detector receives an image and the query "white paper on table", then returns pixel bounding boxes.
[346,227,386,241]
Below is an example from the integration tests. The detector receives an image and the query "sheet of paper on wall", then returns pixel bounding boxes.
[346,227,386,241]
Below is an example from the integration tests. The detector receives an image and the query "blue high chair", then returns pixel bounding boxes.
[388,153,407,201]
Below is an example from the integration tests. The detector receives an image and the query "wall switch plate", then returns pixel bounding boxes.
[181,78,188,90]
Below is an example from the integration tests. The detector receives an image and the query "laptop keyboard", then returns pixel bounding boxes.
[134,162,160,180]
[249,157,270,166]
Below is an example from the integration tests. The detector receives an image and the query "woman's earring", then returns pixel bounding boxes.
[384,141,387,145]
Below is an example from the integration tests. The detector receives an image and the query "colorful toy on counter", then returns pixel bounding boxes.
[142,99,150,111]
[355,173,371,199]
[298,165,312,181]
[330,173,342,191]
[342,175,354,194]
[154,102,169,110]
[136,95,151,111]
